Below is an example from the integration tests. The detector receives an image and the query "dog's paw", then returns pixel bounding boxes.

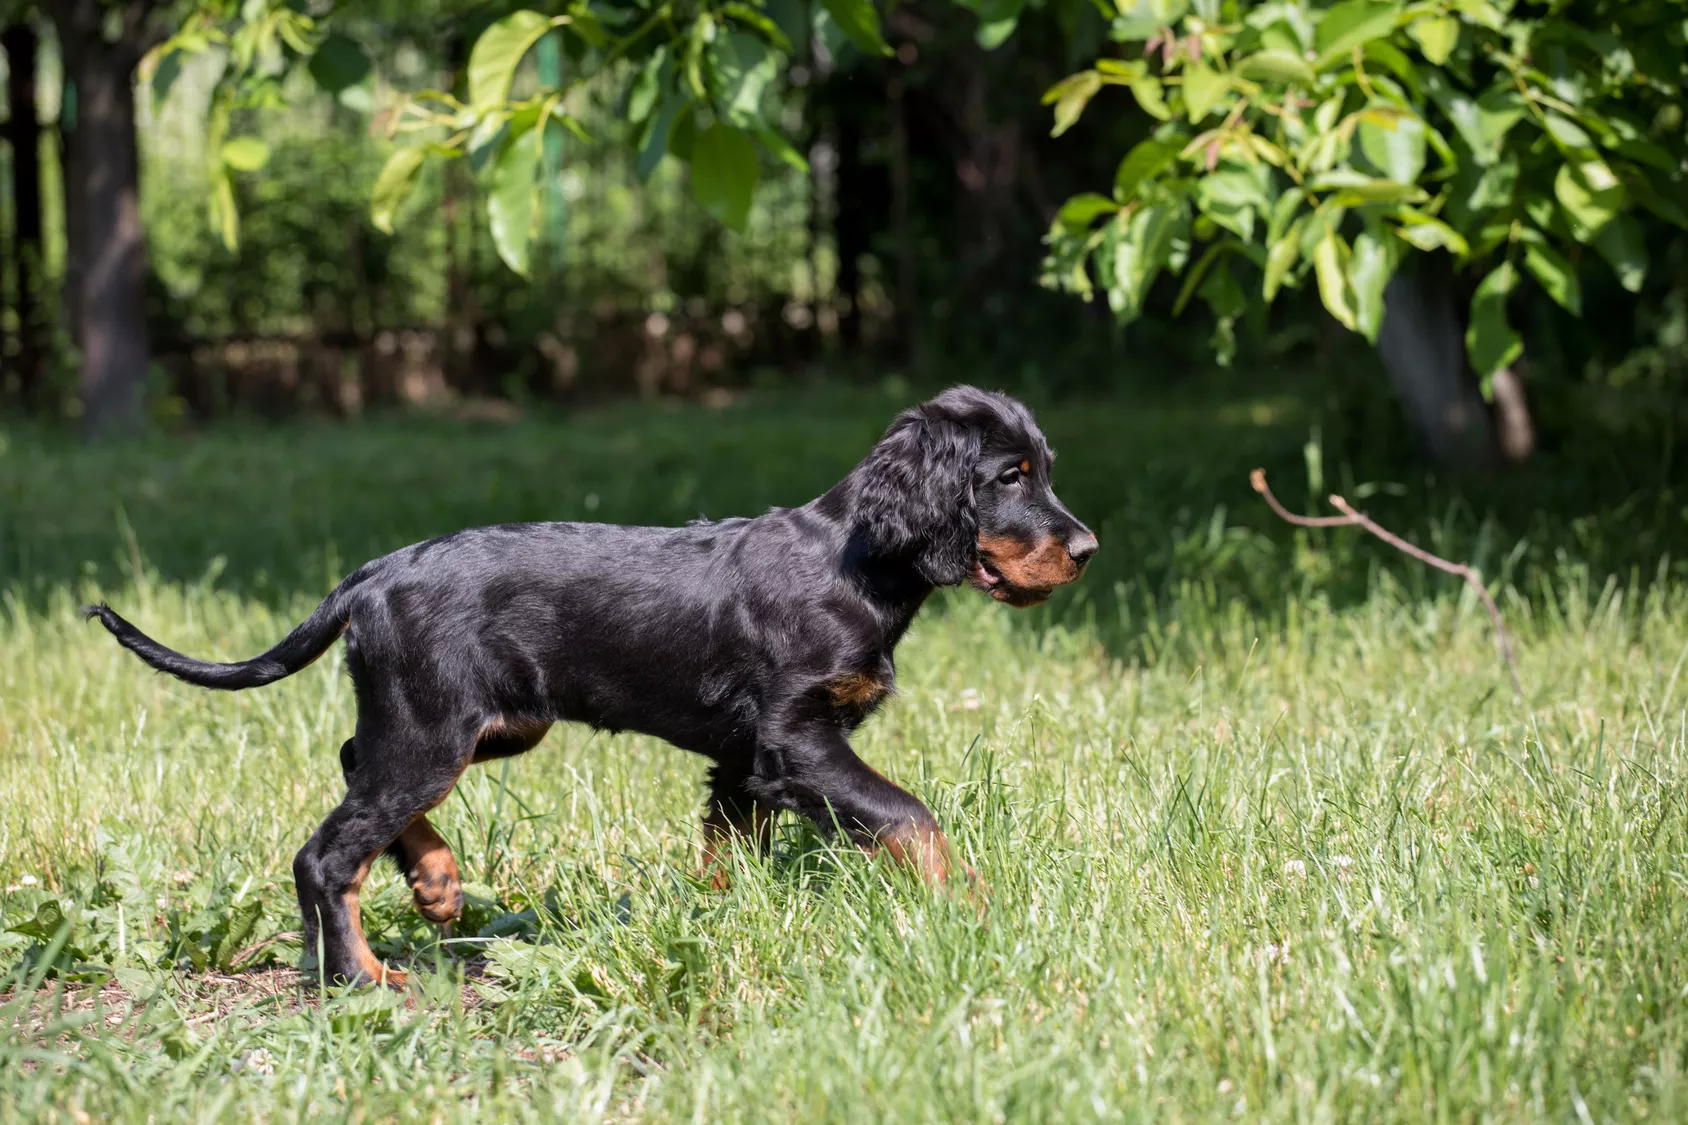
[409,868,464,925]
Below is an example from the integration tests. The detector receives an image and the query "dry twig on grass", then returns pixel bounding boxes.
[1250,469,1523,699]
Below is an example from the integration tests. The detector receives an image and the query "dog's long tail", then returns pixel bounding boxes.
[83,573,364,691]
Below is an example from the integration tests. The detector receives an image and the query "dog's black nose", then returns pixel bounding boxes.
[1066,530,1099,565]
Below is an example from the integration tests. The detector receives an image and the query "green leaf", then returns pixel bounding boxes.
[1128,76,1171,121]
[1111,0,1191,41]
[1542,112,1594,153]
[1312,230,1357,330]
[220,137,271,172]
[371,146,427,234]
[691,123,760,231]
[1356,109,1425,184]
[820,0,891,56]
[1182,63,1230,122]
[308,33,371,95]
[1056,192,1121,232]
[628,48,667,124]
[637,92,692,182]
[1393,212,1469,255]
[469,11,553,112]
[977,16,1019,49]
[211,167,239,252]
[1264,217,1305,300]
[1623,167,1688,230]
[1465,261,1522,393]
[1429,77,1525,165]
[1322,179,1427,206]
[765,0,812,51]
[1173,242,1226,317]
[1050,71,1103,137]
[1234,50,1318,88]
[723,1,796,51]
[1105,203,1183,321]
[1449,0,1504,30]
[1554,160,1626,241]
[1407,14,1458,65]
[1522,241,1581,314]
[8,900,69,941]
[1113,140,1178,202]
[711,31,779,128]
[1193,170,1267,241]
[214,900,264,971]
[753,124,810,173]
[1313,1,1402,71]
[151,49,184,109]
[1593,213,1647,293]
[1267,187,1306,245]
[488,122,542,276]
[1349,225,1396,340]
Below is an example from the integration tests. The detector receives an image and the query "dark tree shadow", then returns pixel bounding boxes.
[4,376,1685,666]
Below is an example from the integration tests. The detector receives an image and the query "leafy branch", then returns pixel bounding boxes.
[1044,0,1688,383]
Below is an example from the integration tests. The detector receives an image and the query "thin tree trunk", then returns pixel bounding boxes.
[1375,255,1504,469]
[834,94,864,353]
[3,22,45,405]
[58,48,82,351]
[54,0,153,438]
[887,68,915,359]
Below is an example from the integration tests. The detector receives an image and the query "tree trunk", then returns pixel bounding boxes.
[1375,255,1520,469]
[54,0,152,439]
[3,22,46,406]
[887,68,915,359]
[834,87,865,353]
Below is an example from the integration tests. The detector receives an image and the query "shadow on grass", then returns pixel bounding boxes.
[4,375,1686,663]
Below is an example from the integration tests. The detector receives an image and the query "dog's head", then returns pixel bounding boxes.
[852,386,1097,606]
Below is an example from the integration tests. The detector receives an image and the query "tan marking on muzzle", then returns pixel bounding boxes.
[977,532,1084,589]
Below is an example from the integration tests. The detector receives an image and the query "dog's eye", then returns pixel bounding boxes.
[997,466,1023,485]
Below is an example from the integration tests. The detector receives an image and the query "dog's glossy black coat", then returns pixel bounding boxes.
[87,386,1096,984]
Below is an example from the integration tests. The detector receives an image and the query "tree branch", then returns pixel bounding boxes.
[1250,469,1523,699]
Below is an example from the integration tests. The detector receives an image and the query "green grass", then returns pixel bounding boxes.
[2,383,1687,1122]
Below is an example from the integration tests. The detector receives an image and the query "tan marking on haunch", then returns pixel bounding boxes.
[342,853,406,988]
[825,672,890,708]
[396,815,462,924]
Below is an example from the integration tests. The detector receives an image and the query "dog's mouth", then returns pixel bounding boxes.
[969,557,1052,608]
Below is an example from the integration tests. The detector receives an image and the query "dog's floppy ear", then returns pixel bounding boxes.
[854,408,979,585]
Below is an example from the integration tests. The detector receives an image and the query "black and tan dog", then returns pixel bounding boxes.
[87,386,1097,986]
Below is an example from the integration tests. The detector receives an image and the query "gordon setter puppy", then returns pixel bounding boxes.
[86,386,1097,986]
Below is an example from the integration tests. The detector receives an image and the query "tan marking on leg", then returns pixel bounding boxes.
[701,804,772,891]
[825,672,890,708]
[476,716,554,744]
[871,822,989,911]
[342,853,406,988]
[396,816,463,924]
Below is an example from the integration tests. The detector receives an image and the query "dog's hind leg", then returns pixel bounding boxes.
[298,734,470,986]
[389,816,462,924]
[342,738,463,926]
[700,763,774,891]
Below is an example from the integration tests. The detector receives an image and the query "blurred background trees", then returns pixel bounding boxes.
[1,0,1685,458]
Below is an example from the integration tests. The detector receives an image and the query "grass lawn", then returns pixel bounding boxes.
[1,381,1685,1121]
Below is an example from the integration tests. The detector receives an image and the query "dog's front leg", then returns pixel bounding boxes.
[759,720,979,895]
